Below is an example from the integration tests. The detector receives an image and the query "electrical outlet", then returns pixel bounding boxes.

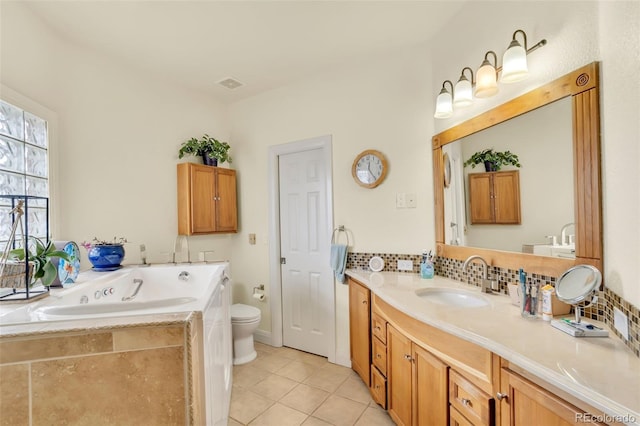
[613,307,629,340]
[406,193,416,208]
[396,193,406,208]
[397,260,413,271]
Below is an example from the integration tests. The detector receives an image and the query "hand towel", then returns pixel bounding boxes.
[330,243,348,284]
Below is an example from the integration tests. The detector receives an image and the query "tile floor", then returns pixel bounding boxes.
[228,342,395,426]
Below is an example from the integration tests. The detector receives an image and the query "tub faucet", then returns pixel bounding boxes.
[560,222,575,246]
[174,235,191,264]
[122,278,144,301]
[462,255,498,293]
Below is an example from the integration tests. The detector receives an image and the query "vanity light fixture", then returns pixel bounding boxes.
[433,80,454,119]
[475,51,499,98]
[433,28,547,119]
[501,30,547,83]
[453,67,474,108]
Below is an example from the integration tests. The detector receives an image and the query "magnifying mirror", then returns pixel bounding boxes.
[551,265,608,337]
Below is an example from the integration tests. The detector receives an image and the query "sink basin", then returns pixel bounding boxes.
[415,288,489,308]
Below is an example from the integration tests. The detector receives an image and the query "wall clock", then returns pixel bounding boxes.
[443,152,451,188]
[351,149,388,188]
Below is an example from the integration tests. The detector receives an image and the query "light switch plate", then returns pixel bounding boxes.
[397,260,413,271]
[396,193,406,208]
[406,193,416,208]
[613,307,629,339]
[249,233,256,245]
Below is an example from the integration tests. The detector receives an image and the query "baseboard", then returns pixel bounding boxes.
[334,353,352,368]
[253,329,273,346]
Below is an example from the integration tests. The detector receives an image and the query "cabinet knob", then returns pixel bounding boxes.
[403,354,412,361]
[376,353,381,358]
[496,392,508,401]
[375,326,381,331]
[362,300,368,305]
[461,398,471,407]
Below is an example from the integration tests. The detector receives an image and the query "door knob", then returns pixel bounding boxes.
[496,392,508,401]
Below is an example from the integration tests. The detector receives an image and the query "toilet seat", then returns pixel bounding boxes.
[231,304,261,322]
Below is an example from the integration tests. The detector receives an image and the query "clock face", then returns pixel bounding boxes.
[352,150,387,188]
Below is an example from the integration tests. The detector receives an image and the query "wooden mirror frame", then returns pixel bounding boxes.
[432,62,602,278]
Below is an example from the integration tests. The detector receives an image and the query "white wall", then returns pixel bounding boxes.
[598,1,640,306]
[229,46,434,362]
[0,2,233,267]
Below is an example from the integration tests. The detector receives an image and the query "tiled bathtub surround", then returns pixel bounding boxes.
[346,252,640,358]
[0,318,200,425]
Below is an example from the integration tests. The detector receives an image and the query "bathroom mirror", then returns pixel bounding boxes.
[443,97,574,253]
[432,62,602,278]
[555,264,601,305]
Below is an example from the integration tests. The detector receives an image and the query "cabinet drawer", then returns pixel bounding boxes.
[370,365,387,409]
[450,406,474,426]
[372,336,387,376]
[449,369,494,426]
[371,312,387,344]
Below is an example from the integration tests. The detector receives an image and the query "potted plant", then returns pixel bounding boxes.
[81,237,128,271]
[8,237,70,287]
[463,148,521,172]
[178,134,232,166]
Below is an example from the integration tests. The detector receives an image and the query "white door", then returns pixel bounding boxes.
[279,148,332,356]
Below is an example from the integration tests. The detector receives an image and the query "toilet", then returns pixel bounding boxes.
[230,303,261,365]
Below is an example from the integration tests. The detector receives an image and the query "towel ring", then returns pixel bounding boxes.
[331,226,350,246]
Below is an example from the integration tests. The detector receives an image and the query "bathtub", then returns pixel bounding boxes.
[1,263,222,323]
[0,262,233,426]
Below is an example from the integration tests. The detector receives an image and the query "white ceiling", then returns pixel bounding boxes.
[24,0,466,104]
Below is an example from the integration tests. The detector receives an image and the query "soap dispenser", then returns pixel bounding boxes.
[420,250,434,279]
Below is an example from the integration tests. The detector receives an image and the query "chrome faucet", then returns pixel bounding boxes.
[174,235,191,264]
[122,278,143,301]
[462,255,498,293]
[560,223,575,246]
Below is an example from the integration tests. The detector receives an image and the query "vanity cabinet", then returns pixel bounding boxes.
[499,368,607,426]
[348,278,371,386]
[177,163,237,235]
[468,171,521,225]
[387,324,456,426]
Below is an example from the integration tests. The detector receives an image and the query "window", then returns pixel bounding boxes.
[0,99,49,245]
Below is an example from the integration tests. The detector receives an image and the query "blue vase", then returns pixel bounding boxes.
[88,244,125,271]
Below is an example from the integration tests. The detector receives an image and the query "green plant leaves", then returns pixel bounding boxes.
[178,134,232,163]
[463,148,521,171]
[7,237,70,287]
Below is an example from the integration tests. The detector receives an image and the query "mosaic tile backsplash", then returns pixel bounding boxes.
[346,251,640,358]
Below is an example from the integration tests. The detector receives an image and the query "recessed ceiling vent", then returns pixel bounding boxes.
[217,77,244,89]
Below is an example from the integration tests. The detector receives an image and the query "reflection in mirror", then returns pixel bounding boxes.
[443,97,575,258]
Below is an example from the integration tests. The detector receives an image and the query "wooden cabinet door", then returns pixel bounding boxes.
[348,278,371,386]
[214,168,237,232]
[500,369,606,426]
[468,171,521,225]
[191,165,217,233]
[387,325,412,426]
[414,345,448,426]
[177,163,237,235]
[493,171,520,224]
[468,173,494,224]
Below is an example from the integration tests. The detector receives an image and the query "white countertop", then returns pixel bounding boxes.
[346,269,640,425]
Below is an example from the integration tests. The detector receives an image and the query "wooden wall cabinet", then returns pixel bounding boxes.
[177,163,237,235]
[468,170,521,225]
